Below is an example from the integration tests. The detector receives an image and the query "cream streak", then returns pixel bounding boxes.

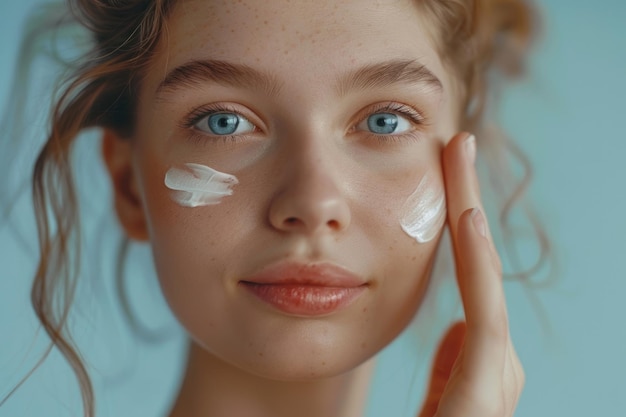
[164,163,239,207]
[400,173,446,243]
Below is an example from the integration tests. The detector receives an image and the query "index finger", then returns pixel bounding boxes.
[442,132,503,317]
[442,133,491,251]
[442,133,509,376]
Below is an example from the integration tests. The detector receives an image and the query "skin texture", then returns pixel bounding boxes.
[102,0,524,416]
[400,171,447,243]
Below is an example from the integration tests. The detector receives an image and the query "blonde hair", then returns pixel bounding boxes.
[1,1,546,416]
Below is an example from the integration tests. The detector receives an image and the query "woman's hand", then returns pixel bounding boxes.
[418,133,525,417]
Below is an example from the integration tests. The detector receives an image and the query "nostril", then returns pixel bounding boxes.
[282,217,341,230]
[327,219,340,230]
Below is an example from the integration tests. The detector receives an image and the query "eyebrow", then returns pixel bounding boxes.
[156,60,283,97]
[336,59,443,96]
[156,58,443,97]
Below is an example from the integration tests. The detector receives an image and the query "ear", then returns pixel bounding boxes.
[101,129,149,241]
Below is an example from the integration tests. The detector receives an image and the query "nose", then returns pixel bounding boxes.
[268,147,351,235]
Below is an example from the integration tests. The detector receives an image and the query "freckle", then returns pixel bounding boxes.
[412,256,417,261]
[362,307,367,313]
[361,342,367,349]
[321,361,326,366]
[258,352,264,357]
[388,246,393,251]
[264,20,268,25]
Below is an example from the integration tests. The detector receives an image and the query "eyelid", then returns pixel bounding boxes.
[180,102,265,133]
[351,102,427,133]
[179,101,428,146]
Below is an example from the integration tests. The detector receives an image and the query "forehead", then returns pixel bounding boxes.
[145,0,452,99]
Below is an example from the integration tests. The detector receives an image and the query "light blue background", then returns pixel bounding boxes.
[1,1,624,416]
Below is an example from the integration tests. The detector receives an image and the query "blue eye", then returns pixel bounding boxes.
[359,112,412,135]
[195,112,255,135]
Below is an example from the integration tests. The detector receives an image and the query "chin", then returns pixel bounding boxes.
[213,319,391,381]
[237,347,374,382]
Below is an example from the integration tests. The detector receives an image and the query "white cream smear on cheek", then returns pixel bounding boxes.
[400,172,447,243]
[164,163,239,207]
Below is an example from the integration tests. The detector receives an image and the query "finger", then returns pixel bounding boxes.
[442,132,484,247]
[441,133,513,406]
[504,336,525,415]
[442,133,500,272]
[418,322,466,417]
[455,207,508,385]
[442,133,507,336]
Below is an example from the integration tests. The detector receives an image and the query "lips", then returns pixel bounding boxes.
[239,262,368,316]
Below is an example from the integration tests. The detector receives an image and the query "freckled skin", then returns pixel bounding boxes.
[111,0,462,415]
[137,0,458,378]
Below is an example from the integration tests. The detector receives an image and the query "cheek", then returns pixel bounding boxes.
[356,145,446,248]
[371,170,446,325]
[359,234,440,354]
[399,171,447,243]
[137,161,241,303]
[138,164,248,354]
[164,163,239,207]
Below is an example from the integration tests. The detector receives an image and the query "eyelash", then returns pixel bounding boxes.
[181,103,257,144]
[352,102,427,143]
[180,102,428,145]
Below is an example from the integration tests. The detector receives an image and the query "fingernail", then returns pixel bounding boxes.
[465,134,476,165]
[470,207,486,237]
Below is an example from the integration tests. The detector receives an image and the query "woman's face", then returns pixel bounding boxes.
[127,0,459,379]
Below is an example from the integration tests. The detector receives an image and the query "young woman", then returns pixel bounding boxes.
[2,0,541,416]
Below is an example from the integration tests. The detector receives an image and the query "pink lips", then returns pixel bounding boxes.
[239,262,367,316]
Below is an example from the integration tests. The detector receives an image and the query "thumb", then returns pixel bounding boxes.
[418,321,467,417]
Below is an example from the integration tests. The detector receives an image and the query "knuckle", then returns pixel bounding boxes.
[475,393,506,417]
[441,377,509,417]
[459,378,507,417]
[493,253,503,275]
[488,242,503,275]
[516,357,526,388]
[485,311,509,341]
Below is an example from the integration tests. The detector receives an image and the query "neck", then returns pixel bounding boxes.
[167,341,376,417]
